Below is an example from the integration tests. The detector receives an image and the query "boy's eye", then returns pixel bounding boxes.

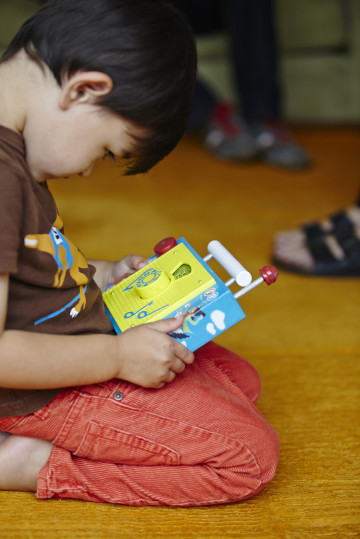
[104,149,116,161]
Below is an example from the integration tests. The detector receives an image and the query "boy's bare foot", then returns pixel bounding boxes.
[272,204,360,277]
[0,435,53,492]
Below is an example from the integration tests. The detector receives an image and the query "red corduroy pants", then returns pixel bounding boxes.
[0,343,279,506]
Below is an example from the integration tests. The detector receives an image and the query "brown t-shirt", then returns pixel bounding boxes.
[0,125,113,417]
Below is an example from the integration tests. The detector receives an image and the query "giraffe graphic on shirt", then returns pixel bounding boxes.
[24,213,88,324]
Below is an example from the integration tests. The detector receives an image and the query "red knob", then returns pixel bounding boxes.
[259,265,278,285]
[154,237,177,256]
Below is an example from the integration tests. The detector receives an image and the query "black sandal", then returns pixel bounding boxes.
[272,205,360,277]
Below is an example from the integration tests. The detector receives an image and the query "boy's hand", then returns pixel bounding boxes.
[111,254,147,282]
[115,316,194,388]
[90,255,147,289]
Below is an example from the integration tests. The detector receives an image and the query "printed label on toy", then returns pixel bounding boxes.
[165,283,245,352]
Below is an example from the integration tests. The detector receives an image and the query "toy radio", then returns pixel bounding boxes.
[102,237,278,352]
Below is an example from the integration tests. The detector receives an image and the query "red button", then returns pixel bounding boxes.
[259,266,278,285]
[154,237,177,256]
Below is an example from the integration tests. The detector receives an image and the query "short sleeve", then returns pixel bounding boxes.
[0,160,23,273]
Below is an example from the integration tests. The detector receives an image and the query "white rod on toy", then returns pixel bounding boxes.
[234,277,263,298]
[207,241,252,287]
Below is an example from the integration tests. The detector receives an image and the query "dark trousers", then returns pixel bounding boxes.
[170,0,281,127]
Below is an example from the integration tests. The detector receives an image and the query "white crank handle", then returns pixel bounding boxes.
[207,240,252,287]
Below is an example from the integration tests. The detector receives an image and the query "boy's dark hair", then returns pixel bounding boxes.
[2,0,197,175]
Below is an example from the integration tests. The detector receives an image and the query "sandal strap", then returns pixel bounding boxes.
[330,211,354,233]
[334,226,360,258]
[308,237,337,263]
[303,222,325,242]
[330,212,360,257]
[303,211,354,243]
[308,227,360,264]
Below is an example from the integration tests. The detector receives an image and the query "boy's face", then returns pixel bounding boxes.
[23,106,142,182]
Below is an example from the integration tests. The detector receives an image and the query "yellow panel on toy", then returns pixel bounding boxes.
[103,241,216,333]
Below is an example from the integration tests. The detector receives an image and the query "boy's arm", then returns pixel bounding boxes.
[0,272,120,388]
[0,274,193,391]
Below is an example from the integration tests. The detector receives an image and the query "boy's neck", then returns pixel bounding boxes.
[0,50,39,134]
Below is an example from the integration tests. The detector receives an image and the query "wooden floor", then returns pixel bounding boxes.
[1,127,359,538]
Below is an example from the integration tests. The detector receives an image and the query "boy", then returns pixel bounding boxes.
[0,0,279,506]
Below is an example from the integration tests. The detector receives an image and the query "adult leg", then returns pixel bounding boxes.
[223,0,280,122]
[223,0,311,168]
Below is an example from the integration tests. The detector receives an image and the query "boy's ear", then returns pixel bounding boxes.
[59,72,113,109]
